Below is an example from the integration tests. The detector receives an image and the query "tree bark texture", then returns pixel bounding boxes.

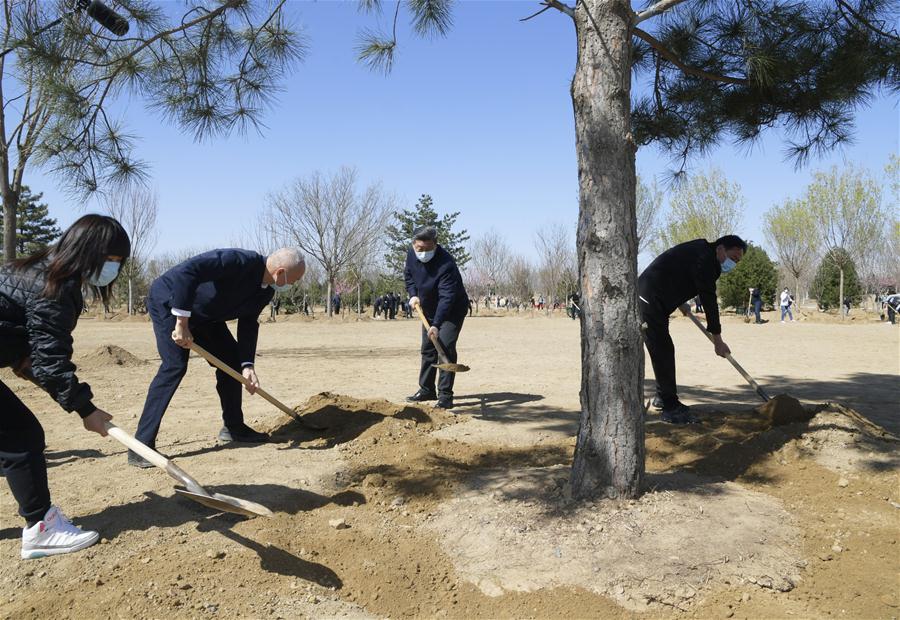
[569,0,645,499]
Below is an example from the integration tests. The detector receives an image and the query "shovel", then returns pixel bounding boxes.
[416,307,470,373]
[189,343,327,430]
[679,304,770,402]
[104,423,272,518]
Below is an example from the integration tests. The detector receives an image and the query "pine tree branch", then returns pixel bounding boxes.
[835,0,900,42]
[632,27,748,85]
[634,0,692,25]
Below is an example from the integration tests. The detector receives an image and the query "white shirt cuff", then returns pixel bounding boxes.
[171,308,192,317]
[241,362,254,368]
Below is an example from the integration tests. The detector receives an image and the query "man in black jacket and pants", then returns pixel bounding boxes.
[131,248,305,466]
[638,235,746,424]
[404,226,469,410]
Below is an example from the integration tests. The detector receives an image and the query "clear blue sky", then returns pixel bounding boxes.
[29,1,899,265]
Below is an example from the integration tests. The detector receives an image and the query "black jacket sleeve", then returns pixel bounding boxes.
[433,263,464,328]
[691,254,722,335]
[404,252,417,299]
[236,290,273,364]
[26,283,95,417]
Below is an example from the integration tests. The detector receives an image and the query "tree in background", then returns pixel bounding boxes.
[469,229,512,297]
[807,165,890,318]
[1,0,304,262]
[267,167,394,316]
[103,187,158,314]
[717,243,778,311]
[384,194,470,275]
[811,248,862,311]
[507,256,535,307]
[534,222,574,312]
[0,186,60,256]
[636,174,663,254]
[763,198,819,304]
[653,168,744,254]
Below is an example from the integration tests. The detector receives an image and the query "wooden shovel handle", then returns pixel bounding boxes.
[680,306,770,402]
[104,422,204,492]
[189,342,300,421]
[415,306,450,363]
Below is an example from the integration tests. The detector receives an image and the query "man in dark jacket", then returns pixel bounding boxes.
[750,286,763,324]
[638,235,747,424]
[374,295,383,318]
[404,225,469,409]
[131,248,305,466]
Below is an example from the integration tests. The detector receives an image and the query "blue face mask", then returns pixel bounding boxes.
[416,249,436,263]
[721,257,737,274]
[88,260,121,287]
[271,270,291,292]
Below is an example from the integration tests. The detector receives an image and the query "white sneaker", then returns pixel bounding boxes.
[21,506,99,559]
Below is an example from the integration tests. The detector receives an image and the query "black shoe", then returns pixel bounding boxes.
[650,396,664,411]
[660,402,699,425]
[406,389,437,403]
[218,424,269,444]
[435,396,454,410]
[127,450,155,469]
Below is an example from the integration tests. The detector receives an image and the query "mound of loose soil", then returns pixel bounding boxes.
[78,344,146,367]
[755,394,812,426]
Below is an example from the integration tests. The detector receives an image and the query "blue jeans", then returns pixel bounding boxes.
[753,300,762,323]
[781,305,793,321]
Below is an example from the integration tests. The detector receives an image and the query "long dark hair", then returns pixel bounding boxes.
[12,214,131,300]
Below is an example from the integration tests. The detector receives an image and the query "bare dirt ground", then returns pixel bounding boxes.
[1,309,898,619]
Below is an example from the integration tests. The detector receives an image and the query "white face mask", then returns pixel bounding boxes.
[721,257,737,274]
[88,260,121,287]
[416,249,436,263]
[271,269,291,292]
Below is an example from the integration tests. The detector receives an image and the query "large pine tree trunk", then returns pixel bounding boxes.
[570,0,644,499]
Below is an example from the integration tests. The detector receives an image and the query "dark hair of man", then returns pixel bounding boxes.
[412,225,438,242]
[714,235,748,252]
[12,214,131,301]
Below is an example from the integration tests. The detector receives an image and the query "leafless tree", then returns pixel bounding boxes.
[636,174,663,254]
[507,255,535,308]
[469,229,512,297]
[103,187,158,314]
[267,167,394,316]
[534,222,574,313]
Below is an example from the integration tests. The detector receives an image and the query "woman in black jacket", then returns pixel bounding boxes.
[0,214,129,559]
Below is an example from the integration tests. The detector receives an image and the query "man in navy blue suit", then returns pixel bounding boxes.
[404,225,469,410]
[129,248,305,467]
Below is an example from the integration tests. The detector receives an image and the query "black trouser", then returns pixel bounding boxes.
[640,305,679,408]
[135,301,246,448]
[419,317,464,398]
[0,380,51,526]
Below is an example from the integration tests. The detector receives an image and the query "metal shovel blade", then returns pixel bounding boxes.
[174,487,273,518]
[432,362,470,373]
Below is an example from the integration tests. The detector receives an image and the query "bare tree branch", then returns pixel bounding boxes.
[633,0,692,25]
[546,0,575,19]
